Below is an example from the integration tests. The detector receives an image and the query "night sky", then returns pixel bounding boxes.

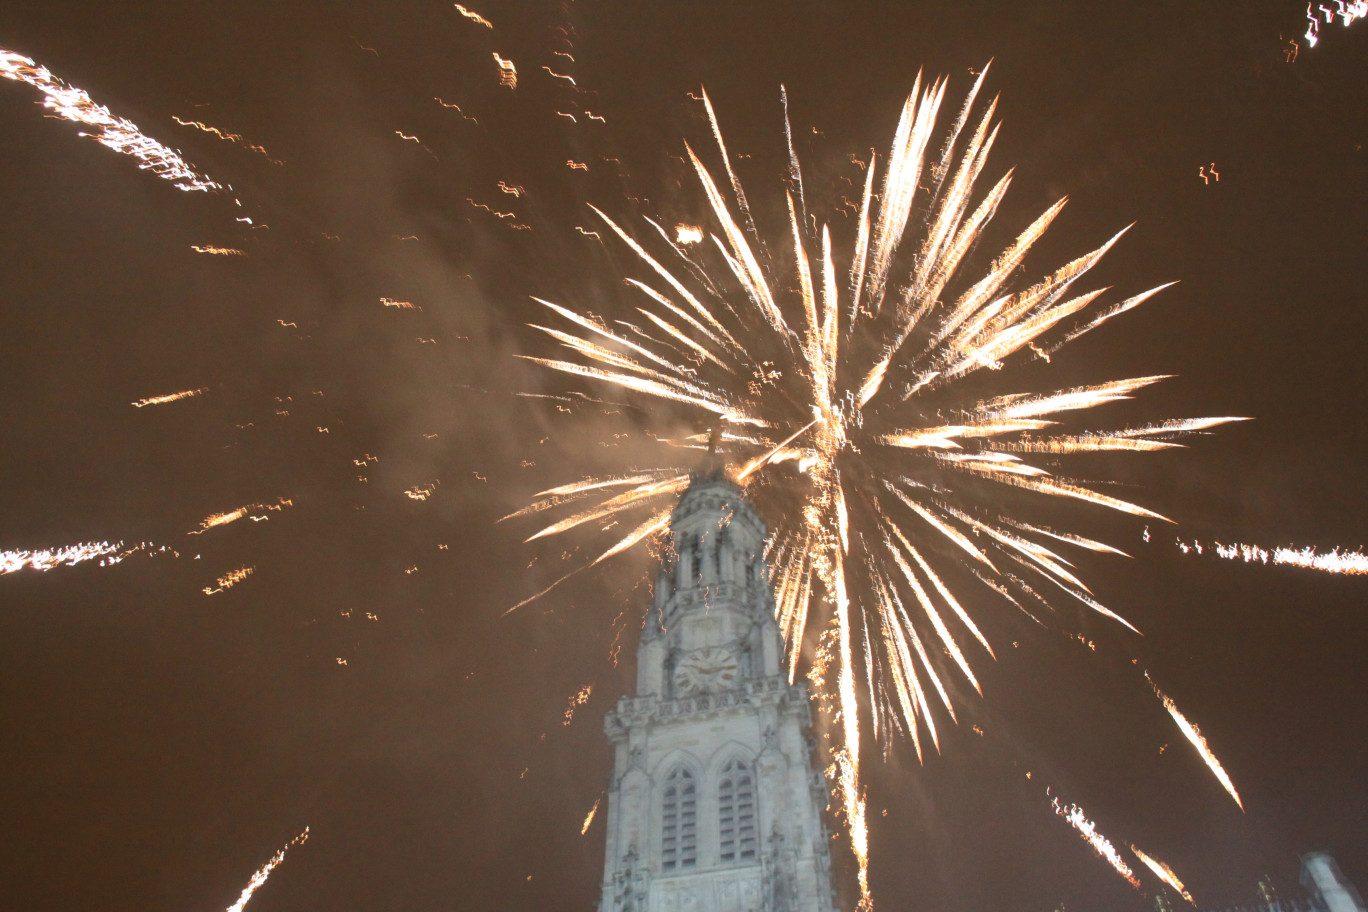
[1,2,1365,911]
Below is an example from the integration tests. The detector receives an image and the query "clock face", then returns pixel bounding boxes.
[674,646,740,695]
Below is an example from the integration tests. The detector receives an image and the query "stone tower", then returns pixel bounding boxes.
[599,469,837,912]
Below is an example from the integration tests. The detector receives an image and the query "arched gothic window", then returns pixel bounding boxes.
[717,759,757,864]
[661,767,697,871]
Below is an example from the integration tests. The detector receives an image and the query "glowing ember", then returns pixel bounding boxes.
[1,48,223,192]
[674,223,703,245]
[515,71,1239,904]
[563,684,592,724]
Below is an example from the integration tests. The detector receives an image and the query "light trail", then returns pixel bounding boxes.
[1147,675,1243,810]
[2,540,127,575]
[515,72,1240,906]
[1304,0,1367,47]
[453,4,493,28]
[171,116,282,164]
[1132,844,1196,904]
[189,498,292,534]
[493,53,517,88]
[1,48,223,192]
[131,388,208,407]
[191,246,245,256]
[1051,797,1141,889]
[224,828,309,912]
[404,482,439,501]
[1177,538,1368,575]
[203,566,254,595]
[580,796,602,834]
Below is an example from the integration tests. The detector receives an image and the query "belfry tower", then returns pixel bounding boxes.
[599,469,837,912]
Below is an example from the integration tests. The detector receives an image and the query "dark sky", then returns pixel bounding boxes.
[1,2,1365,911]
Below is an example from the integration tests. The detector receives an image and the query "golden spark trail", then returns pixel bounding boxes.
[2,540,127,575]
[189,498,292,534]
[1179,538,1368,575]
[203,566,254,595]
[1,49,223,192]
[1051,797,1141,889]
[581,796,602,834]
[131,388,208,407]
[515,73,1241,904]
[1304,0,1367,47]
[453,4,493,27]
[405,482,439,501]
[1148,676,1243,809]
[1132,844,1196,904]
[225,828,309,912]
[492,53,517,88]
[171,116,283,164]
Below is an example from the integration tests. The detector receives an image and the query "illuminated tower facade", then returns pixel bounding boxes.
[599,470,837,912]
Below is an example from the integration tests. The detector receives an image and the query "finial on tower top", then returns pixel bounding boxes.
[706,424,723,456]
[697,421,729,479]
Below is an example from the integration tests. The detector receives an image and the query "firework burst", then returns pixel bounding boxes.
[510,68,1241,904]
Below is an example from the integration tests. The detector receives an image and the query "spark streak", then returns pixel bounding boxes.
[405,482,439,501]
[132,388,208,407]
[204,566,254,595]
[493,53,517,88]
[1132,844,1196,904]
[1,49,223,192]
[171,116,282,164]
[189,498,292,534]
[1148,675,1243,809]
[2,540,127,575]
[224,828,309,912]
[581,796,602,834]
[1179,538,1368,575]
[453,4,493,28]
[1051,797,1140,889]
[1304,0,1367,46]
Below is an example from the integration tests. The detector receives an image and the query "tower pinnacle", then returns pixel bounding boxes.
[598,475,837,912]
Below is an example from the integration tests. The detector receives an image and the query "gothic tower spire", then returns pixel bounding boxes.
[599,472,837,912]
